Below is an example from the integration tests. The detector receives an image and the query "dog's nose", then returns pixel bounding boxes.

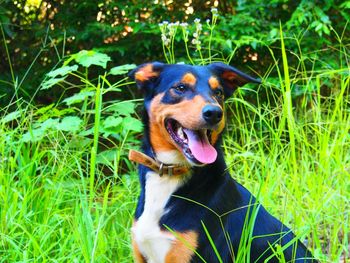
[202,105,223,125]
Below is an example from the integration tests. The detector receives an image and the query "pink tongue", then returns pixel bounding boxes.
[183,129,217,164]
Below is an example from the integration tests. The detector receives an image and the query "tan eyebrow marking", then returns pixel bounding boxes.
[181,73,197,86]
[208,76,220,89]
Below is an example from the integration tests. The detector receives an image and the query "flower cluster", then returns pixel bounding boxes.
[207,7,219,27]
[159,21,180,47]
[211,7,218,18]
[192,18,202,50]
[180,22,189,42]
[158,6,219,63]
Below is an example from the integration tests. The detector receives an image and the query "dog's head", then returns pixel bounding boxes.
[129,62,260,166]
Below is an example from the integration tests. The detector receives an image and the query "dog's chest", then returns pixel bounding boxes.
[132,171,183,263]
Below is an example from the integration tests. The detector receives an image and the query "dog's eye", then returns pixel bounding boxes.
[214,89,224,97]
[174,84,187,93]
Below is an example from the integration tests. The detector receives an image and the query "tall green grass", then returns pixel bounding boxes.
[0,108,138,262]
[223,35,349,262]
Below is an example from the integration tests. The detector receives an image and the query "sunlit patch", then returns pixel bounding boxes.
[208,76,220,89]
[135,64,159,82]
[181,72,197,86]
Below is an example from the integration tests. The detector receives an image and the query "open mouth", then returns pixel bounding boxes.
[165,119,217,164]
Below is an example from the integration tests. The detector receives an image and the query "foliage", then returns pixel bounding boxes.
[0,50,142,261]
[1,0,349,105]
[2,50,141,175]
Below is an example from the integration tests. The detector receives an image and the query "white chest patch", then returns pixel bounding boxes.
[132,171,183,263]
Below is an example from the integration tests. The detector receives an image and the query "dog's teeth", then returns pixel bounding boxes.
[177,127,185,140]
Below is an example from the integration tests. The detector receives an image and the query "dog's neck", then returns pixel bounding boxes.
[129,149,190,176]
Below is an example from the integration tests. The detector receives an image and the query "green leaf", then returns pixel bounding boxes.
[323,25,330,35]
[47,65,79,78]
[2,110,21,123]
[224,39,232,51]
[340,1,350,8]
[103,116,123,128]
[122,116,143,132]
[34,118,59,130]
[68,137,92,149]
[310,21,319,28]
[79,128,94,136]
[57,116,83,132]
[109,64,136,75]
[41,77,66,90]
[96,149,119,165]
[36,104,54,115]
[63,91,95,105]
[269,28,278,39]
[74,50,111,69]
[105,101,136,116]
[22,128,45,142]
[251,41,257,49]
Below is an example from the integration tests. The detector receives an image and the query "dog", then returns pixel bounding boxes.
[128,62,316,263]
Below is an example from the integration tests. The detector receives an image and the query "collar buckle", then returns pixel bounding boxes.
[158,163,164,176]
[166,165,174,176]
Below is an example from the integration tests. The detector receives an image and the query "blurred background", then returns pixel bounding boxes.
[1,0,349,105]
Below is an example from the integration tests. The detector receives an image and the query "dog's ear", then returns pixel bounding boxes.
[128,62,165,94]
[208,62,261,97]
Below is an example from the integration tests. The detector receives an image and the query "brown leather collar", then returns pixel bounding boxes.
[128,149,190,176]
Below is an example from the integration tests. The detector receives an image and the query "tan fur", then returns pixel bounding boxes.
[208,76,220,89]
[135,64,159,82]
[181,73,197,86]
[165,231,198,263]
[149,94,208,153]
[211,111,225,144]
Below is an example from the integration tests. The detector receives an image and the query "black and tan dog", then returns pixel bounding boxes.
[128,62,316,262]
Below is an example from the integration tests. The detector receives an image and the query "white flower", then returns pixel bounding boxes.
[164,39,171,46]
[180,22,188,28]
[161,34,167,42]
